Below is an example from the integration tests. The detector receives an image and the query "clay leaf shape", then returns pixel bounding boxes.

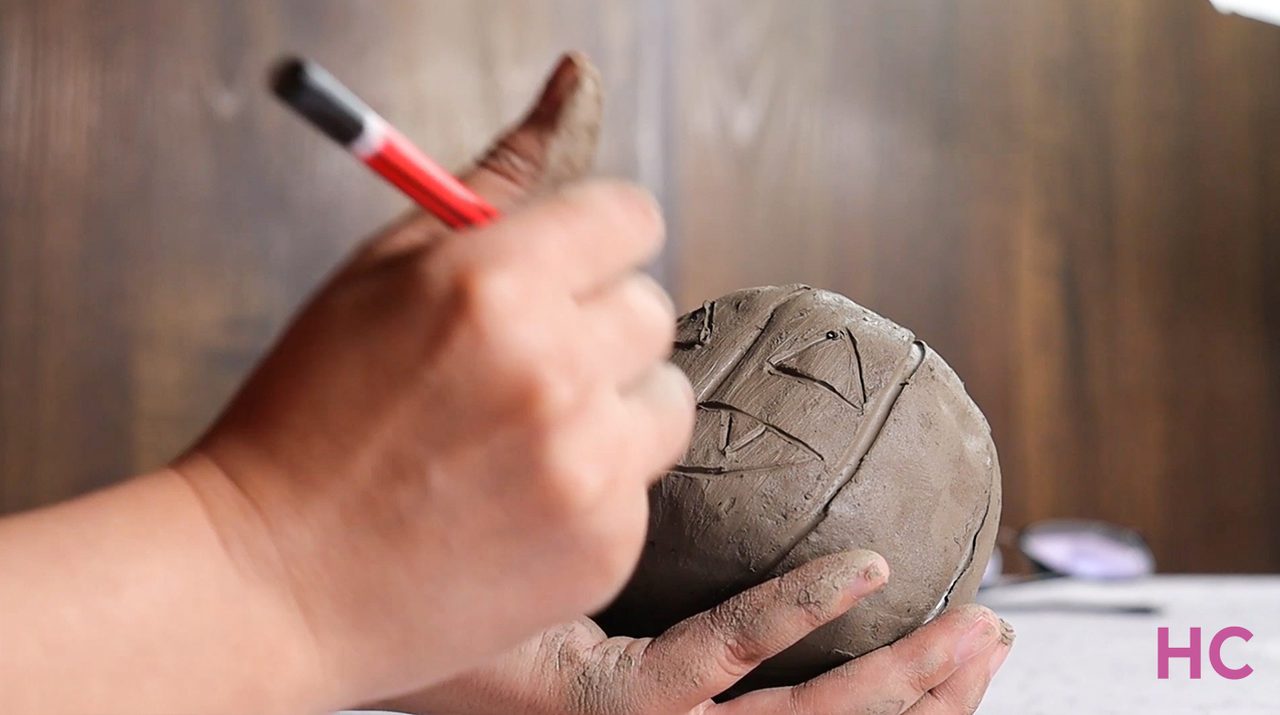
[768,329,867,409]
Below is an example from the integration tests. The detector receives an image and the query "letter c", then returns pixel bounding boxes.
[1209,627,1253,680]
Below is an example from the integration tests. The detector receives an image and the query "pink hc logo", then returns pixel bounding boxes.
[1157,627,1254,679]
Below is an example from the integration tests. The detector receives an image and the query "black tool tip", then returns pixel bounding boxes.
[269,56,310,101]
[268,55,368,146]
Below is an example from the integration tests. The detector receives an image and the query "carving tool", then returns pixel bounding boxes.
[270,56,499,228]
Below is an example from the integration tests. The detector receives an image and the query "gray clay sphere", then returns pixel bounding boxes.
[600,285,1001,689]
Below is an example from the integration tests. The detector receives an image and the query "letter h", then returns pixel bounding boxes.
[1158,627,1201,679]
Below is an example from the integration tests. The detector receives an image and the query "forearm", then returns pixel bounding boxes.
[0,466,327,715]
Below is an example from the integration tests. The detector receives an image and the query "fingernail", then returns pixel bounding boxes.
[852,553,889,595]
[800,551,889,612]
[955,611,1000,663]
[830,550,888,599]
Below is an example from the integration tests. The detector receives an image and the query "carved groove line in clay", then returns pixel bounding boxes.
[685,286,809,402]
[674,289,994,621]
[692,400,822,463]
[926,484,995,620]
[721,411,765,455]
[765,329,865,410]
[847,328,870,408]
[753,340,929,580]
[699,300,715,344]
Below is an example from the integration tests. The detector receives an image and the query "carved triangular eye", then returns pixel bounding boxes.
[769,329,866,409]
[674,301,715,350]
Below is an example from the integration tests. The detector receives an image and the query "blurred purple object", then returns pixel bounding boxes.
[1020,519,1155,580]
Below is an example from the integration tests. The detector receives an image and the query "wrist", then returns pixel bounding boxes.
[177,434,465,706]
[169,451,340,712]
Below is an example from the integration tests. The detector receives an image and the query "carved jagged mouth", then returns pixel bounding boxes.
[671,401,823,478]
[670,464,803,477]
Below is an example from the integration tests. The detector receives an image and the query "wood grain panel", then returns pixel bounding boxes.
[666,0,1280,573]
[0,0,655,509]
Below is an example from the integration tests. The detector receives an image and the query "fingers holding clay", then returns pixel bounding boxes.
[365,558,1008,715]
[636,550,889,712]
[900,616,1014,715]
[724,605,1010,715]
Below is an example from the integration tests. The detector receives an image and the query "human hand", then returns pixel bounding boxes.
[174,53,694,707]
[378,551,1013,715]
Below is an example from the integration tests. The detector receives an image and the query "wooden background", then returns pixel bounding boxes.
[2,0,1278,573]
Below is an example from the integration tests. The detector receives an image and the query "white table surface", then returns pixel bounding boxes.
[976,575,1279,714]
[344,575,1279,715]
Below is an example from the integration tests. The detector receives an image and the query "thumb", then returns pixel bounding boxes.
[472,50,603,204]
[356,52,602,265]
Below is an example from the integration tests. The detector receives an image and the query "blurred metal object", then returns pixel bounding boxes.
[1210,0,1280,26]
[982,518,1156,588]
[979,520,1158,615]
[1021,519,1156,580]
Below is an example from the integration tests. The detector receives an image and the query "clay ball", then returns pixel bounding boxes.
[599,285,1001,689]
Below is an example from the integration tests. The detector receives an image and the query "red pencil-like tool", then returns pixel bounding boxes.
[271,56,499,228]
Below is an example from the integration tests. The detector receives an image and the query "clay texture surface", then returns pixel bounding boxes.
[600,285,1001,689]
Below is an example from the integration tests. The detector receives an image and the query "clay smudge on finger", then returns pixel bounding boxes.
[997,618,1016,647]
[861,699,908,715]
[476,51,602,194]
[787,550,886,619]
